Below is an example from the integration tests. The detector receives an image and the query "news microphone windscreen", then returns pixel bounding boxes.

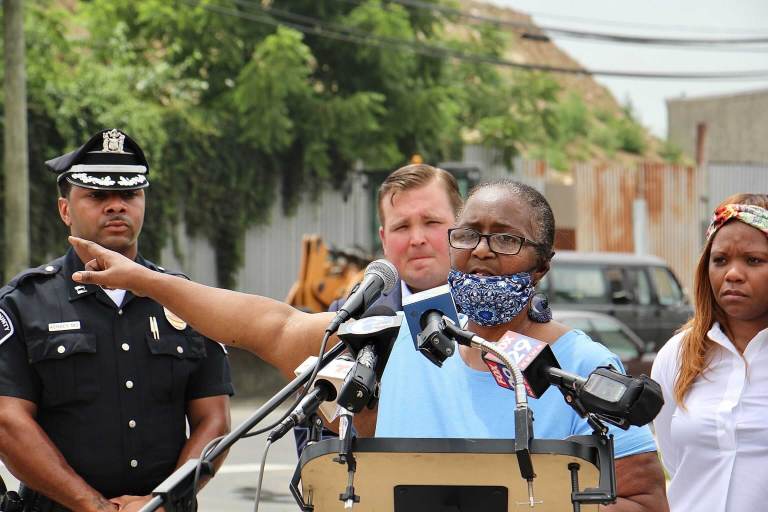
[402,284,460,349]
[337,305,402,380]
[364,259,398,295]
[482,331,560,398]
[338,306,400,352]
[294,355,355,422]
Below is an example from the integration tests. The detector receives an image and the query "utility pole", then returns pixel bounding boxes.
[3,0,30,280]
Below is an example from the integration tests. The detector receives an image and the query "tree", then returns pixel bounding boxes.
[3,0,30,281]
[0,0,654,286]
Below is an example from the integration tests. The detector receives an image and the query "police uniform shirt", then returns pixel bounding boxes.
[0,248,234,499]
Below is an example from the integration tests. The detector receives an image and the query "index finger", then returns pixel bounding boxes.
[68,236,106,262]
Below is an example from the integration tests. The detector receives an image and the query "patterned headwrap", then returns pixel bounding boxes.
[705,204,768,241]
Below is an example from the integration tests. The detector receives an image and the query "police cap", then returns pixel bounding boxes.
[45,129,150,190]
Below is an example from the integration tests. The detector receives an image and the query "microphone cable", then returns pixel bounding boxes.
[187,433,227,511]
[252,438,273,512]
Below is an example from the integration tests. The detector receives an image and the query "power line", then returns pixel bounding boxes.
[371,0,768,47]
[499,6,768,36]
[183,0,768,81]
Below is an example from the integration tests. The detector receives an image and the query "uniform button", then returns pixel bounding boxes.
[176,346,184,354]
[57,345,66,354]
[125,380,134,389]
[45,265,55,272]
[130,459,138,468]
[128,419,137,428]
[121,343,130,352]
[118,309,124,316]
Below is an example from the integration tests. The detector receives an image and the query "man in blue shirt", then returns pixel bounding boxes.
[294,163,462,449]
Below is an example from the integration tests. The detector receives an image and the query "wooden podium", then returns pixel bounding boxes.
[291,436,616,511]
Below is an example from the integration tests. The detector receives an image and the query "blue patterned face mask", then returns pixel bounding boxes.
[447,269,535,327]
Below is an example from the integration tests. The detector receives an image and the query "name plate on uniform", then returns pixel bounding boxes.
[48,321,81,332]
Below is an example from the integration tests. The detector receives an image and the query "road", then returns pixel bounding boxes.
[0,399,308,511]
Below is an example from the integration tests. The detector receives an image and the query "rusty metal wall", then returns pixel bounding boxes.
[641,163,704,294]
[158,148,751,300]
[574,162,702,293]
[574,164,636,252]
[459,145,576,231]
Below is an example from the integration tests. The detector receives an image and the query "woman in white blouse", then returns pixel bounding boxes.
[652,193,768,512]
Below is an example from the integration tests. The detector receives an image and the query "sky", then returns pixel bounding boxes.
[490,0,768,137]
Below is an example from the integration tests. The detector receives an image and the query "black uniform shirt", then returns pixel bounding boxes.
[0,248,233,498]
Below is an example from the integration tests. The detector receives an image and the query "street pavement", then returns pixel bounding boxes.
[0,399,307,511]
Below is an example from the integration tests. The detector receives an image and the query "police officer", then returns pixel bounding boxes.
[0,129,233,512]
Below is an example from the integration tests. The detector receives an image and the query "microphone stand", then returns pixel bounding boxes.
[440,320,539,507]
[139,340,349,512]
[334,409,360,509]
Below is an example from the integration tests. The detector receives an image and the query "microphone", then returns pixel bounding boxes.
[547,366,664,429]
[326,260,398,334]
[482,331,560,399]
[294,354,356,423]
[336,306,401,413]
[337,345,377,414]
[268,379,338,442]
[401,285,461,367]
[481,331,663,428]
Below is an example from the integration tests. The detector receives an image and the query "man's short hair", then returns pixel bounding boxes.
[58,179,72,198]
[377,164,463,226]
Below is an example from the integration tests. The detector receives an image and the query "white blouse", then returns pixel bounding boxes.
[652,323,768,512]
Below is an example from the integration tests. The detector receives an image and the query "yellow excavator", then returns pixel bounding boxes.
[285,235,373,312]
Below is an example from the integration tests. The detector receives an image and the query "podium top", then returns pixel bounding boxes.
[295,436,614,512]
[301,436,603,464]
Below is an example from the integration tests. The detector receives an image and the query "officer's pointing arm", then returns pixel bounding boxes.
[69,236,335,379]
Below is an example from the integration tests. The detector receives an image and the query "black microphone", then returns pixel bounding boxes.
[547,366,664,429]
[326,260,398,334]
[268,380,338,442]
[337,344,377,414]
[401,285,461,367]
[336,305,401,413]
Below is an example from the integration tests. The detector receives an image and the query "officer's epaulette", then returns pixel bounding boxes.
[144,261,191,281]
[0,262,61,300]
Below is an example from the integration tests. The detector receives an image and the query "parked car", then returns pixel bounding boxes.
[552,309,656,377]
[538,251,692,350]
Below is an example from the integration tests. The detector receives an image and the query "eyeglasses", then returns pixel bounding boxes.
[448,227,540,255]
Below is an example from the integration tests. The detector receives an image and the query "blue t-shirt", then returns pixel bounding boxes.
[376,321,656,459]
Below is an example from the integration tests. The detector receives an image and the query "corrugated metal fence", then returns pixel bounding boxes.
[574,162,704,292]
[160,153,767,299]
[707,163,768,213]
[161,173,372,299]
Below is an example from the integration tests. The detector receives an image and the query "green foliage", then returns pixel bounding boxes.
[1,0,654,285]
[588,106,648,157]
[660,139,684,164]
[614,104,647,155]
